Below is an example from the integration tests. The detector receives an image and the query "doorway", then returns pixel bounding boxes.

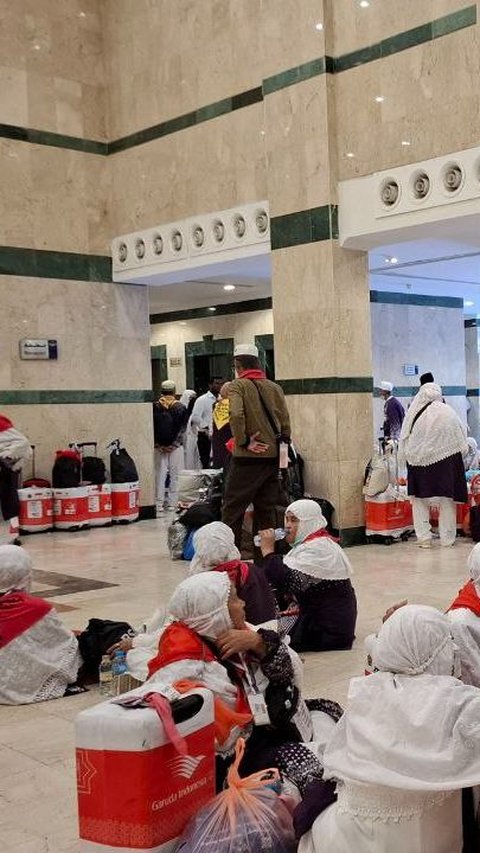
[151,345,168,398]
[255,334,275,379]
[185,337,234,393]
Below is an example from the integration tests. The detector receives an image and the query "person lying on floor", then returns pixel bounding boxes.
[0,545,83,704]
[258,500,357,652]
[189,521,277,624]
[298,604,480,853]
[145,572,343,796]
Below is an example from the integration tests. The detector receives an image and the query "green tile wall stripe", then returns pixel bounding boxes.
[150,297,273,325]
[278,377,373,395]
[0,390,153,405]
[370,291,464,309]
[271,205,336,250]
[333,6,476,73]
[262,57,328,96]
[0,122,108,155]
[465,318,478,328]
[109,86,263,154]
[373,385,466,398]
[2,9,474,157]
[0,246,111,282]
[467,388,480,397]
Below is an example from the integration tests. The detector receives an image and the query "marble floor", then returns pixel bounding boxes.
[0,517,474,852]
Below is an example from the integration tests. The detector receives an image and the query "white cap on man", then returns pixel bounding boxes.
[161,379,176,392]
[234,343,259,358]
[380,380,394,393]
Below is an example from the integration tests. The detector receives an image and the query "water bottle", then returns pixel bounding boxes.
[112,649,128,676]
[253,528,286,547]
[99,654,113,696]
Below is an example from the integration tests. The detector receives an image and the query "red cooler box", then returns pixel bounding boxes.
[53,487,89,530]
[18,487,54,533]
[111,482,140,523]
[365,487,414,542]
[75,687,215,853]
[86,484,112,527]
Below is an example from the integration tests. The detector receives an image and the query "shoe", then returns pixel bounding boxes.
[418,539,432,549]
[166,506,177,511]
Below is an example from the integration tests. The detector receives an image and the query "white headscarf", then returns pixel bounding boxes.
[0,545,33,593]
[468,544,480,595]
[323,605,480,791]
[179,390,196,408]
[284,500,352,580]
[189,522,241,575]
[399,382,467,467]
[168,572,233,640]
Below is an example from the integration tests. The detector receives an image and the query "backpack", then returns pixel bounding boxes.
[52,449,81,488]
[82,456,107,485]
[153,401,187,446]
[110,441,138,483]
[77,618,134,679]
[363,451,389,497]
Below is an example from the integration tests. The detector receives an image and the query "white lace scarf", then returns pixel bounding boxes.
[400,399,467,467]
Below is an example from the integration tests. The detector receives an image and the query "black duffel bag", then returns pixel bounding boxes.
[77,618,134,679]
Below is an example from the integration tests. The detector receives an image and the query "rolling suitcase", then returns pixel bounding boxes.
[365,442,414,545]
[18,446,54,533]
[75,687,215,853]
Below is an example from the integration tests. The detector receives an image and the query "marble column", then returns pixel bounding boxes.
[263,4,373,542]
[465,321,480,442]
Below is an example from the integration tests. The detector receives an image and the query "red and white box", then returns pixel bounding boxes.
[111,482,140,523]
[53,487,89,530]
[365,487,414,538]
[75,688,215,853]
[18,487,54,533]
[86,484,112,527]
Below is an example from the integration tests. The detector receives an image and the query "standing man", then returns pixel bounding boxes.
[189,378,222,468]
[153,380,188,512]
[222,344,290,548]
[379,380,405,442]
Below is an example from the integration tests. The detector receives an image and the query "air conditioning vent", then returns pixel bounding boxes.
[380,179,399,207]
[411,171,430,200]
[152,233,163,255]
[192,225,204,247]
[171,230,183,252]
[233,214,246,238]
[256,209,269,233]
[135,238,145,259]
[212,219,225,243]
[442,163,463,193]
[118,242,128,263]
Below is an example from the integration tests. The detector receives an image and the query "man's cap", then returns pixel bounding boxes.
[234,343,259,358]
[161,380,176,392]
[380,381,394,393]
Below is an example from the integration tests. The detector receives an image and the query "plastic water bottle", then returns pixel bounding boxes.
[99,654,113,696]
[112,649,128,676]
[253,528,286,547]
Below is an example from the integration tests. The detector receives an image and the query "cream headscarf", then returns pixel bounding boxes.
[323,605,480,791]
[0,545,33,594]
[179,390,196,408]
[284,500,352,580]
[168,572,233,640]
[399,382,467,467]
[189,522,241,575]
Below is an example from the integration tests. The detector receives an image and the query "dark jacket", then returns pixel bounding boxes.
[153,398,188,447]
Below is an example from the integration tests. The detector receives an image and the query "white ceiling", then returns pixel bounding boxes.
[369,236,480,315]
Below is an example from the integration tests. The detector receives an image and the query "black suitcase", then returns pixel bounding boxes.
[470,505,480,542]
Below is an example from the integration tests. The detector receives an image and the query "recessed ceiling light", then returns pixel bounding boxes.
[390,256,398,264]
[79,11,86,16]
[223,284,236,291]
[260,130,266,136]
[208,306,217,312]
[346,152,355,158]
[465,300,475,307]
[315,22,324,31]
[375,95,385,103]
[401,140,411,146]
[384,256,399,264]
[359,1,370,7]
[33,44,41,51]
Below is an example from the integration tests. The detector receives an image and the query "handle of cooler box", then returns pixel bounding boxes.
[30,445,36,479]
[69,442,98,454]
[143,692,188,755]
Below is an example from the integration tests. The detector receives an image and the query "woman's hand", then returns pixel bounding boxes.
[217,629,266,659]
[107,636,134,655]
[258,528,276,557]
[382,599,408,623]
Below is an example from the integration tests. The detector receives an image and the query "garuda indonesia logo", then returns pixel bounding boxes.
[167,754,205,780]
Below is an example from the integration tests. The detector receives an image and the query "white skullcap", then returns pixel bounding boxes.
[234,344,259,358]
[380,381,394,392]
[161,380,176,392]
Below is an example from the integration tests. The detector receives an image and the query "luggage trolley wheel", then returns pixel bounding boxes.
[383,536,394,546]
[400,530,412,542]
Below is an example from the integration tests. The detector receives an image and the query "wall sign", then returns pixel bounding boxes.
[20,339,58,360]
[403,363,418,376]
[169,356,182,367]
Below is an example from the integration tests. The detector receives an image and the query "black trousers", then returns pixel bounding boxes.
[197,432,211,468]
[221,458,281,548]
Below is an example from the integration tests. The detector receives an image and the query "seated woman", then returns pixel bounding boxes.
[299,605,480,853]
[0,545,83,704]
[189,521,277,624]
[258,500,357,652]
[146,572,343,795]
[446,542,480,687]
